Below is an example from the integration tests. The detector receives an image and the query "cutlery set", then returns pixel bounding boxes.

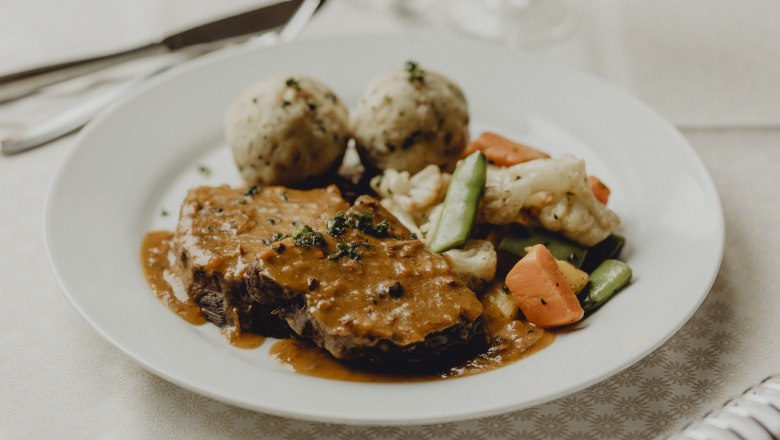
[0,0,322,154]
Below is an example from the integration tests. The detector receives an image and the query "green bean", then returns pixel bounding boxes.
[427,151,487,253]
[580,259,632,312]
[498,224,588,268]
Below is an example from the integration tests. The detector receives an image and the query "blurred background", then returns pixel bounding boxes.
[2,0,779,132]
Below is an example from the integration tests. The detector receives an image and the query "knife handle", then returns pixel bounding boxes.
[0,43,167,103]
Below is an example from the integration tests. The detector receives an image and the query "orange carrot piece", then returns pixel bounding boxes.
[505,244,584,328]
[588,175,611,205]
[463,132,549,167]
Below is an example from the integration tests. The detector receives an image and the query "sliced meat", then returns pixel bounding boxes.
[170,184,348,337]
[246,195,484,362]
[171,185,484,363]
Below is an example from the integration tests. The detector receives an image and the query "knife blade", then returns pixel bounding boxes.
[0,0,307,102]
[160,0,304,50]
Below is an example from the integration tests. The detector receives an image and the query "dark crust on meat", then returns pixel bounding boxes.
[246,268,295,305]
[190,270,292,338]
[279,300,484,363]
[248,267,482,362]
[190,271,226,327]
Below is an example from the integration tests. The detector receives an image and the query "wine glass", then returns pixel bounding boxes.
[442,0,581,47]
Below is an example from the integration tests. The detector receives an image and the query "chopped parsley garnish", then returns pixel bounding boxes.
[263,233,289,246]
[266,218,276,225]
[236,198,247,205]
[352,211,373,230]
[244,185,261,196]
[371,220,389,237]
[405,60,425,83]
[197,165,212,177]
[351,211,389,237]
[409,232,418,240]
[327,212,348,237]
[160,209,169,217]
[285,78,300,89]
[327,241,371,261]
[292,225,324,248]
[279,191,289,202]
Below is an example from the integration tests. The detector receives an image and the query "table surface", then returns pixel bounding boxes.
[2,1,779,439]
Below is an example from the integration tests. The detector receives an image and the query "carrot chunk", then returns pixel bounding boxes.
[505,244,584,328]
[463,132,549,167]
[588,175,611,205]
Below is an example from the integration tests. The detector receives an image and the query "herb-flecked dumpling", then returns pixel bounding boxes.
[351,62,470,174]
[226,75,349,187]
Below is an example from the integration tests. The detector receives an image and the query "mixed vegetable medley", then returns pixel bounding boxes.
[372,131,632,329]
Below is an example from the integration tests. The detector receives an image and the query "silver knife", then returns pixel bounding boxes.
[0,0,308,103]
[1,0,323,155]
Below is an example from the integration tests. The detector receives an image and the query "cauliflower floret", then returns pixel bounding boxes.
[442,240,497,290]
[418,203,443,243]
[371,165,450,236]
[378,197,423,237]
[371,164,449,213]
[482,155,620,246]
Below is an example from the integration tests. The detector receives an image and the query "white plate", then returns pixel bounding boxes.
[45,35,724,425]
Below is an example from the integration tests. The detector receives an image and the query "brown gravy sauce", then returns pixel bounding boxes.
[142,231,555,378]
[141,231,206,325]
[223,326,266,349]
[269,321,555,383]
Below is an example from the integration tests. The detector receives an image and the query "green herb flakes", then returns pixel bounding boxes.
[197,165,212,177]
[351,211,389,237]
[285,78,300,89]
[263,233,290,246]
[405,60,425,83]
[327,212,348,237]
[327,241,371,261]
[293,225,324,248]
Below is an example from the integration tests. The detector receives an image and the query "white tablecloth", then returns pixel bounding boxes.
[2,1,779,438]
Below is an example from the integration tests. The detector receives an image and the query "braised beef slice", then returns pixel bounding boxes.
[246,195,484,362]
[172,185,483,363]
[171,184,348,338]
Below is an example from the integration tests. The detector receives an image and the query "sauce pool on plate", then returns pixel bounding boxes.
[269,321,554,383]
[141,231,206,325]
